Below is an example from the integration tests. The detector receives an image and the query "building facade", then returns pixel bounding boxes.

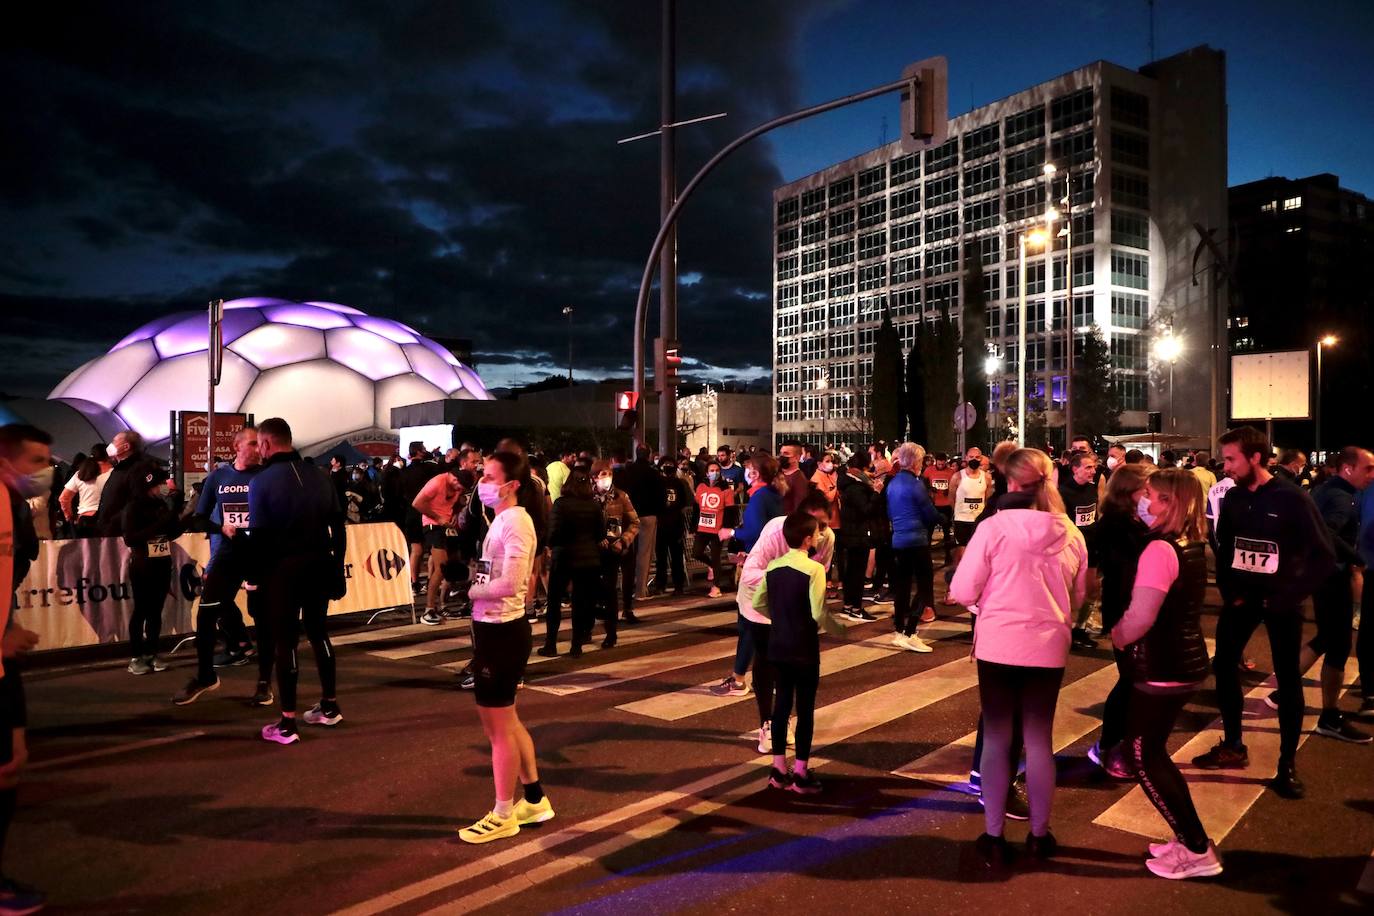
[676,390,772,456]
[771,47,1226,451]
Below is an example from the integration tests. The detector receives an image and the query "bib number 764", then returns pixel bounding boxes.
[1232,537,1278,574]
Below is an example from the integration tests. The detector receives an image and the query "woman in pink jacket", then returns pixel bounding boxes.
[949,448,1088,865]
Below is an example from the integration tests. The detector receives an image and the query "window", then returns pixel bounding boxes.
[801,277,826,303]
[776,338,799,364]
[802,305,826,333]
[777,225,798,252]
[963,123,999,160]
[1260,201,1276,213]
[891,152,920,186]
[964,198,1000,232]
[801,187,826,216]
[1053,252,1094,289]
[776,308,800,337]
[801,217,825,245]
[828,238,854,267]
[1111,87,1149,130]
[829,269,855,297]
[965,233,1000,265]
[1070,171,1095,207]
[1051,129,1094,167]
[983,268,1000,301]
[1026,337,1047,372]
[1111,334,1148,370]
[801,247,826,274]
[801,336,827,360]
[1071,292,1094,328]
[831,360,856,388]
[1051,209,1095,250]
[925,209,958,242]
[925,244,958,278]
[1005,146,1046,185]
[859,295,885,324]
[1006,186,1045,222]
[858,164,887,197]
[776,196,799,225]
[925,138,959,173]
[828,176,855,207]
[1051,87,1093,133]
[1111,292,1148,328]
[924,174,958,209]
[831,298,857,326]
[776,255,798,281]
[1004,105,1045,147]
[858,230,886,260]
[896,320,918,350]
[777,283,798,308]
[927,279,958,313]
[891,219,920,251]
[964,161,1000,197]
[831,331,856,357]
[892,286,921,316]
[1283,196,1303,210]
[776,397,799,421]
[986,306,1001,338]
[1006,262,1046,296]
[891,186,920,220]
[1111,129,1148,170]
[828,207,855,236]
[1117,375,1148,410]
[1111,251,1148,289]
[1111,211,1149,249]
[858,263,886,292]
[890,254,920,284]
[1111,172,1149,210]
[858,357,874,386]
[859,197,887,228]
[776,367,800,393]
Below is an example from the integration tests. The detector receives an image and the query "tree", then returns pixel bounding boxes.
[1071,324,1122,450]
[917,301,960,454]
[871,309,904,443]
[905,319,928,445]
[961,253,990,449]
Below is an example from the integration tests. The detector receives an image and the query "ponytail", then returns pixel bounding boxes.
[1004,448,1065,514]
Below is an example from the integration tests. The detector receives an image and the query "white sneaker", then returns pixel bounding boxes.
[707,586,722,598]
[146,655,168,672]
[757,722,773,754]
[892,633,933,653]
[1146,841,1223,880]
[302,703,343,726]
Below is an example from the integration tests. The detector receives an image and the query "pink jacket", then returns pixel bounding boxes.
[949,508,1088,669]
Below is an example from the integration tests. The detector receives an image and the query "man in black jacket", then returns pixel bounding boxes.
[1194,426,1337,798]
[617,447,664,607]
[654,458,693,596]
[94,429,152,536]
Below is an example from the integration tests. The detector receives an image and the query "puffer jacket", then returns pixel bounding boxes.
[836,471,880,549]
[885,469,938,549]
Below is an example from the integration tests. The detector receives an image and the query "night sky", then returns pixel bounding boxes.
[3,0,1371,399]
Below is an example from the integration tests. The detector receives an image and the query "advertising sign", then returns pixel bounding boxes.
[180,411,250,472]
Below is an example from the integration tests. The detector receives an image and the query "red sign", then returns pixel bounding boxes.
[180,412,248,472]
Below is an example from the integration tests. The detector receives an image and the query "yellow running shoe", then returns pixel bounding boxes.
[457,811,520,844]
[513,796,555,826]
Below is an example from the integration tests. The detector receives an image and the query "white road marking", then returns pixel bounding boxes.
[527,636,739,696]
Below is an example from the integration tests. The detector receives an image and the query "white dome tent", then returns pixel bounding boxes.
[48,297,490,455]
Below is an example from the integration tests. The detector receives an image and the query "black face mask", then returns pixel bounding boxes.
[967,459,982,470]
[779,456,792,470]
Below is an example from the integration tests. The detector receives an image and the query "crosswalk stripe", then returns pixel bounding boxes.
[617,615,971,722]
[1093,656,1356,844]
[370,634,471,660]
[527,637,739,696]
[331,622,432,647]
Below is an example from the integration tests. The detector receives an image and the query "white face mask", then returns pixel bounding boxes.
[744,469,759,485]
[820,462,834,474]
[1106,456,1120,470]
[106,442,121,459]
[477,481,506,508]
[1137,493,1156,526]
[15,465,53,498]
[596,476,613,492]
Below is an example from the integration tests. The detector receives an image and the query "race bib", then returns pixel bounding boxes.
[665,489,677,505]
[963,498,983,511]
[699,510,717,529]
[1232,537,1278,574]
[148,537,171,558]
[223,503,250,528]
[472,559,492,585]
[1074,505,1096,527]
[932,478,949,491]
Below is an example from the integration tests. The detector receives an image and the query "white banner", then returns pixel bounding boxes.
[13,523,412,652]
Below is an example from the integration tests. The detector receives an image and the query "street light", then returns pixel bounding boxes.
[985,352,1003,441]
[1017,227,1050,444]
[1154,331,1183,432]
[816,371,830,452]
[562,306,574,383]
[1316,334,1337,456]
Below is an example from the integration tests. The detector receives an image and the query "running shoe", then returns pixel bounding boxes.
[846,607,877,622]
[1149,837,1183,858]
[250,683,275,707]
[977,778,1030,820]
[974,833,1013,867]
[213,650,250,668]
[127,657,152,676]
[1070,628,1098,650]
[919,607,937,624]
[536,645,558,658]
[870,590,893,604]
[1315,713,1372,744]
[458,669,476,691]
[621,612,640,625]
[767,767,792,790]
[172,676,220,706]
[707,586,722,598]
[756,722,773,754]
[513,796,555,826]
[420,610,443,626]
[892,633,933,653]
[1024,831,1057,860]
[1262,689,1280,711]
[1357,697,1374,719]
[1270,760,1305,799]
[303,703,343,727]
[0,877,46,915]
[1145,841,1223,880]
[1191,741,1248,769]
[458,811,520,844]
[444,603,472,620]
[788,768,822,795]
[261,719,300,745]
[708,676,749,698]
[601,636,617,649]
[147,655,167,672]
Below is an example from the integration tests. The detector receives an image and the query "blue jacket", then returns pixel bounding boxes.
[245,450,346,583]
[734,485,784,552]
[1359,480,1374,569]
[886,469,938,549]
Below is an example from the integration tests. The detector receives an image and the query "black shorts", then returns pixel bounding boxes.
[953,521,978,546]
[0,668,27,764]
[423,525,458,551]
[471,618,532,708]
[403,509,425,547]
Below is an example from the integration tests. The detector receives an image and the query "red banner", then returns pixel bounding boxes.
[180,412,248,472]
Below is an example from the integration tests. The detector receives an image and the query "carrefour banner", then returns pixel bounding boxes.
[13,523,412,652]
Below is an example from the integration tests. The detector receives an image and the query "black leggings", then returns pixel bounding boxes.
[197,558,263,684]
[841,545,869,608]
[1213,602,1303,759]
[692,532,723,582]
[933,506,954,556]
[655,522,686,591]
[750,622,775,726]
[601,549,635,620]
[128,556,171,657]
[1098,648,1133,752]
[976,660,1063,836]
[544,560,568,646]
[565,565,603,645]
[1126,685,1209,854]
[771,660,819,759]
[1309,570,1354,674]
[266,556,337,714]
[891,545,933,637]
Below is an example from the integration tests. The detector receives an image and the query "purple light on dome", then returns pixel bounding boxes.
[304,300,365,316]
[263,303,353,330]
[224,297,295,310]
[57,340,160,408]
[402,344,460,392]
[415,336,460,368]
[456,366,488,397]
[351,315,418,344]
[325,327,411,380]
[153,309,264,358]
[111,313,184,352]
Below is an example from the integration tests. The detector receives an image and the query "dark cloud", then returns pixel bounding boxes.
[0,1,828,398]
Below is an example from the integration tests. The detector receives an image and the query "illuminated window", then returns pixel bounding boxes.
[1283,196,1302,210]
[1260,201,1276,213]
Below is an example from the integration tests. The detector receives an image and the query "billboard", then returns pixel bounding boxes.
[1230,350,1311,421]
[179,411,249,472]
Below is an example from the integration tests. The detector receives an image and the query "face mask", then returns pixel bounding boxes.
[106,442,120,458]
[967,459,981,471]
[1137,493,1156,526]
[596,476,613,492]
[1106,456,1120,470]
[779,456,792,470]
[477,481,506,508]
[707,472,719,483]
[820,462,834,473]
[745,469,759,485]
[15,466,53,498]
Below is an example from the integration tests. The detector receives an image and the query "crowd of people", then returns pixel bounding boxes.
[1,418,1372,909]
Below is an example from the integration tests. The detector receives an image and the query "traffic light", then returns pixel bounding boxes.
[615,390,639,431]
[897,57,948,152]
[654,337,682,392]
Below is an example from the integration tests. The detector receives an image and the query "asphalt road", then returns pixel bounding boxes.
[9,572,1374,915]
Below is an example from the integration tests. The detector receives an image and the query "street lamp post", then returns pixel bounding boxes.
[1154,331,1183,433]
[1316,334,1337,457]
[1045,161,1075,445]
[984,352,1002,442]
[817,371,829,452]
[562,306,574,383]
[1017,227,1049,444]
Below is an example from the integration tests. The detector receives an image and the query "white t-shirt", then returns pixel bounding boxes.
[469,506,536,624]
[1206,477,1235,528]
[952,470,989,523]
[63,469,111,516]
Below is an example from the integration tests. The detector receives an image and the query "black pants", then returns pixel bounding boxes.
[264,554,336,714]
[1361,571,1374,700]
[128,556,172,657]
[692,532,723,582]
[933,506,954,557]
[1310,570,1355,676]
[891,545,934,637]
[1126,684,1209,853]
[771,659,819,759]
[655,520,686,592]
[197,557,265,684]
[841,545,869,608]
[544,561,569,646]
[750,621,775,726]
[0,667,25,873]
[564,566,603,645]
[976,660,1063,835]
[596,552,630,637]
[1213,601,1303,760]
[872,544,892,592]
[1098,648,1133,752]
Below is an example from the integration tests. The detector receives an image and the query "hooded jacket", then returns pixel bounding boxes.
[949,507,1088,669]
[886,469,938,549]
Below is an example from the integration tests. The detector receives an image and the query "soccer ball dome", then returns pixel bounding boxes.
[48,297,490,453]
